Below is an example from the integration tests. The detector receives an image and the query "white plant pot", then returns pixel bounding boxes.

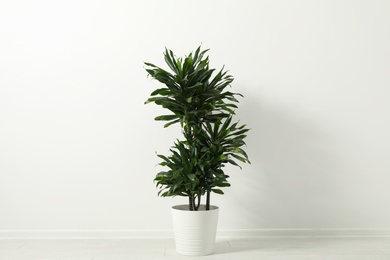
[171,204,219,256]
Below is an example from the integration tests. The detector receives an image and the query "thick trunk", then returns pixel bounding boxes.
[206,191,210,210]
[194,195,201,211]
[189,196,194,211]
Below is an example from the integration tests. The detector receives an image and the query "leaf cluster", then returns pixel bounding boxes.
[145,46,250,208]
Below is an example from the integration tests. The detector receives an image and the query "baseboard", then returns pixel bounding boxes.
[0,230,173,239]
[217,229,390,238]
[2,229,390,239]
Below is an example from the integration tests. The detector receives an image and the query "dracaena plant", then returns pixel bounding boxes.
[145,46,250,211]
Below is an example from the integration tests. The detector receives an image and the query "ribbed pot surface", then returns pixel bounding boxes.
[171,205,219,256]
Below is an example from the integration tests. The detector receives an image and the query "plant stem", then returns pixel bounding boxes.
[189,196,194,211]
[195,195,201,211]
[206,191,210,210]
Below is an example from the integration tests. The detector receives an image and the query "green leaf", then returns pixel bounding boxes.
[164,119,180,128]
[227,159,242,169]
[192,45,201,63]
[188,174,196,181]
[229,153,248,163]
[211,189,224,195]
[214,182,231,187]
[154,115,178,121]
[150,88,171,96]
[164,48,179,74]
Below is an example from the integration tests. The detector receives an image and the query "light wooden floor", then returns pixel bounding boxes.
[2,237,390,259]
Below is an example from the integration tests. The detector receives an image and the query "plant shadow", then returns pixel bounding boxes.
[218,90,347,229]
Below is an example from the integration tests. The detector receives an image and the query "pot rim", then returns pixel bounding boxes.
[172,204,219,211]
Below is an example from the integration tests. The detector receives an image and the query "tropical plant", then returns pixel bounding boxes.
[145,46,250,211]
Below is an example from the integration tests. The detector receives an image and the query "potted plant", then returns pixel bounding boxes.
[145,46,250,256]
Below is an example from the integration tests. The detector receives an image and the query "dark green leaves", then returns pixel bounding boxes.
[145,46,240,127]
[145,46,250,206]
[153,141,202,198]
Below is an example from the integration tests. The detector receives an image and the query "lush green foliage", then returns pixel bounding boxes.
[145,46,250,210]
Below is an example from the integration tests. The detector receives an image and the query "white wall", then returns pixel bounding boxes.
[1,0,390,237]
